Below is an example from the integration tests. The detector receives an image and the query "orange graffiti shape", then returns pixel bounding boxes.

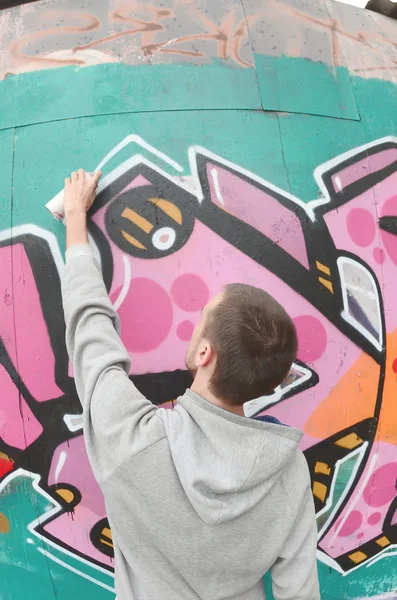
[304,352,380,440]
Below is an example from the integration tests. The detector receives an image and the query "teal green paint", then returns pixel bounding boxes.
[278,111,366,201]
[0,129,14,230]
[317,556,397,600]
[0,61,261,131]
[316,452,361,532]
[1,56,377,132]
[253,55,359,120]
[11,109,287,254]
[264,551,397,600]
[0,473,113,600]
[352,73,397,139]
[3,57,397,202]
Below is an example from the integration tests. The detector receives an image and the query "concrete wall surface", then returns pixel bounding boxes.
[0,1,397,599]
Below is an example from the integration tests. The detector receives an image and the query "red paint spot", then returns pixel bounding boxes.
[363,463,397,507]
[367,512,382,526]
[293,315,327,363]
[177,320,195,342]
[171,274,210,313]
[347,208,376,247]
[0,457,14,478]
[373,247,385,265]
[392,358,397,374]
[338,510,363,537]
[111,278,173,353]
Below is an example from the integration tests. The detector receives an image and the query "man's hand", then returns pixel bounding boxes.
[64,169,102,249]
[64,169,102,218]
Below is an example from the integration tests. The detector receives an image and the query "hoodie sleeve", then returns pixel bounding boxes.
[61,244,165,483]
[271,478,321,600]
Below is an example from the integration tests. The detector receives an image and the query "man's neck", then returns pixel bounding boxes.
[190,381,245,417]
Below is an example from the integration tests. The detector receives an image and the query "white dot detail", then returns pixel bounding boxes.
[152,227,176,251]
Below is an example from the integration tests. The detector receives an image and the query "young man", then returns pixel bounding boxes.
[61,169,320,600]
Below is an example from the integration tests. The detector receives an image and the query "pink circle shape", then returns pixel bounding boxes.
[171,274,210,313]
[367,512,382,526]
[357,533,364,540]
[293,315,327,363]
[111,278,173,353]
[380,195,397,266]
[177,320,195,342]
[346,208,376,247]
[373,247,386,265]
[338,510,363,537]
[363,462,397,507]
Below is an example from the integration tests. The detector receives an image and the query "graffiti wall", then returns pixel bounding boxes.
[1,1,397,599]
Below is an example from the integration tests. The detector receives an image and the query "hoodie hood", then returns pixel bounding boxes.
[160,390,303,526]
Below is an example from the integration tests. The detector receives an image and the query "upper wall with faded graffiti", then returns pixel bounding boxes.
[1,1,397,599]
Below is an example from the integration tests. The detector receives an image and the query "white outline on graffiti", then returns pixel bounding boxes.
[337,256,383,351]
[1,134,397,587]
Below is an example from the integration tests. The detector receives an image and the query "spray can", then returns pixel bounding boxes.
[45,172,94,221]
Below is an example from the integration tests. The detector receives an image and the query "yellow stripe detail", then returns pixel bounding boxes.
[55,489,75,504]
[376,536,390,548]
[148,198,182,225]
[316,261,331,276]
[319,277,334,294]
[348,551,367,564]
[335,433,364,450]
[100,538,114,549]
[122,230,147,250]
[312,481,327,503]
[101,527,112,540]
[122,208,153,233]
[314,462,331,476]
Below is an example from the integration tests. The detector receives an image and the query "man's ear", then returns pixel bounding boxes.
[197,340,214,368]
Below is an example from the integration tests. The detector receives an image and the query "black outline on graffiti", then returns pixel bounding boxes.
[0,137,396,575]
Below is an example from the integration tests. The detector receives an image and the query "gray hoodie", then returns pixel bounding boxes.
[61,244,320,600]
